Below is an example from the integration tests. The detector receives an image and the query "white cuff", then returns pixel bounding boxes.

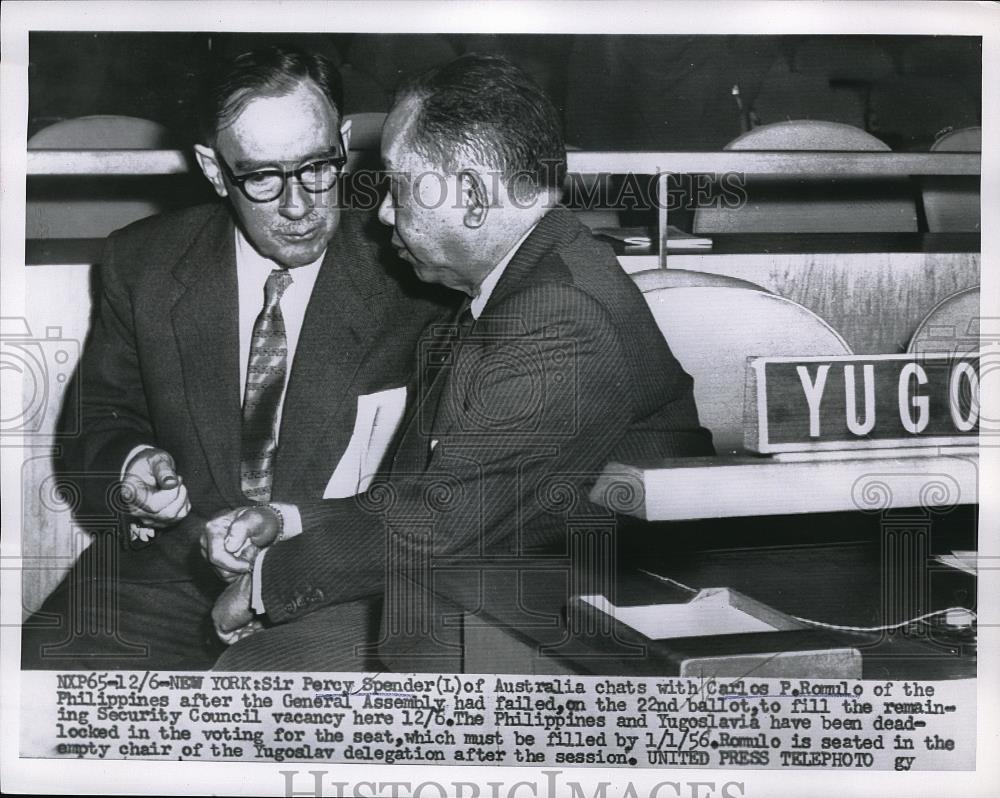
[251,548,268,615]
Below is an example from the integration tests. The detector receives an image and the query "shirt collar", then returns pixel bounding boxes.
[234,227,326,284]
[470,222,539,320]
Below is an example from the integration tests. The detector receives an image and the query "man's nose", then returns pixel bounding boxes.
[377,191,395,227]
[278,178,312,220]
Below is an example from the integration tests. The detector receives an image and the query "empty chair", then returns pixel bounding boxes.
[640,286,852,454]
[922,126,981,232]
[27,115,180,239]
[630,268,768,293]
[693,120,918,234]
[907,286,980,355]
[868,76,979,151]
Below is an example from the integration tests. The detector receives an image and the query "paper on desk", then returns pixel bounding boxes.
[323,386,407,498]
[591,225,713,249]
[932,550,977,576]
[579,591,777,639]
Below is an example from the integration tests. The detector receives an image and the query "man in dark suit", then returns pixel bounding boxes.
[21,46,445,670]
[204,54,714,672]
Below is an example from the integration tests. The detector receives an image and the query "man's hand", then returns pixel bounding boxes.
[212,572,257,643]
[200,505,282,582]
[121,447,190,527]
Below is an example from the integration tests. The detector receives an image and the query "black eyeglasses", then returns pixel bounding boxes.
[216,133,348,203]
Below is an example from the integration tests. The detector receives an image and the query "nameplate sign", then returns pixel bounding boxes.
[745,353,980,454]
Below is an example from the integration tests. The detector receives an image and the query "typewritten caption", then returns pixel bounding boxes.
[20,672,973,770]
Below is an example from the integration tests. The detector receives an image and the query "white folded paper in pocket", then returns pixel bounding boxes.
[323,386,407,498]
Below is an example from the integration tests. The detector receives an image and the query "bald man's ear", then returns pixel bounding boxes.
[460,170,490,229]
[193,144,228,198]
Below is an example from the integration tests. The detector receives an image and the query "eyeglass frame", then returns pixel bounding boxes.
[214,131,349,203]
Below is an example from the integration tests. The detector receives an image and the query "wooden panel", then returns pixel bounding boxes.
[17,265,94,615]
[28,149,190,175]
[661,251,980,355]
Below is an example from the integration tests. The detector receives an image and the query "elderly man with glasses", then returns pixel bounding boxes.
[21,46,447,670]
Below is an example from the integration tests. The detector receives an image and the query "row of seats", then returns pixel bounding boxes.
[751,68,979,149]
[692,121,981,234]
[24,115,980,239]
[749,36,980,150]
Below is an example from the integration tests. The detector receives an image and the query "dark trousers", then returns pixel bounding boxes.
[21,537,225,670]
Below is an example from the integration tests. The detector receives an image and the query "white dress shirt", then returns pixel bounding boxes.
[235,227,324,431]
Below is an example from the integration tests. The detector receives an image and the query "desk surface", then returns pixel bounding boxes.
[592,451,978,521]
[578,545,976,680]
[469,539,976,681]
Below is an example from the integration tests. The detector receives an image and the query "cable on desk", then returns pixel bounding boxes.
[638,568,699,594]
[637,568,977,632]
[788,607,977,633]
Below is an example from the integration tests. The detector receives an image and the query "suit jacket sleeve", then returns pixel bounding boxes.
[64,231,159,518]
[259,281,644,624]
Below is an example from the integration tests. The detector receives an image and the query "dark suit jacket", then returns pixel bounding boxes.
[235,208,713,671]
[66,203,448,588]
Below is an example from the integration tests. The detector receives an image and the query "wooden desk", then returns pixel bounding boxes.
[591,451,978,521]
[466,548,976,680]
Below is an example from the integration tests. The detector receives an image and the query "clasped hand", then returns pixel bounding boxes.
[200,505,282,583]
[201,505,281,644]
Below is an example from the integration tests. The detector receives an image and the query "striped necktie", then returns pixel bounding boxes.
[241,268,293,503]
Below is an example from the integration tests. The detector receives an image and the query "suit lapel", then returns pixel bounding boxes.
[169,206,244,504]
[485,207,581,308]
[415,209,582,443]
[273,213,384,493]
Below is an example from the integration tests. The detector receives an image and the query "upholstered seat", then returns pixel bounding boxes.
[694,120,918,234]
[638,286,852,454]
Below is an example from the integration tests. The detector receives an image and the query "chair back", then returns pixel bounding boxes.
[27,115,177,239]
[907,287,980,356]
[640,286,852,454]
[630,268,768,293]
[922,126,981,232]
[693,120,918,234]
